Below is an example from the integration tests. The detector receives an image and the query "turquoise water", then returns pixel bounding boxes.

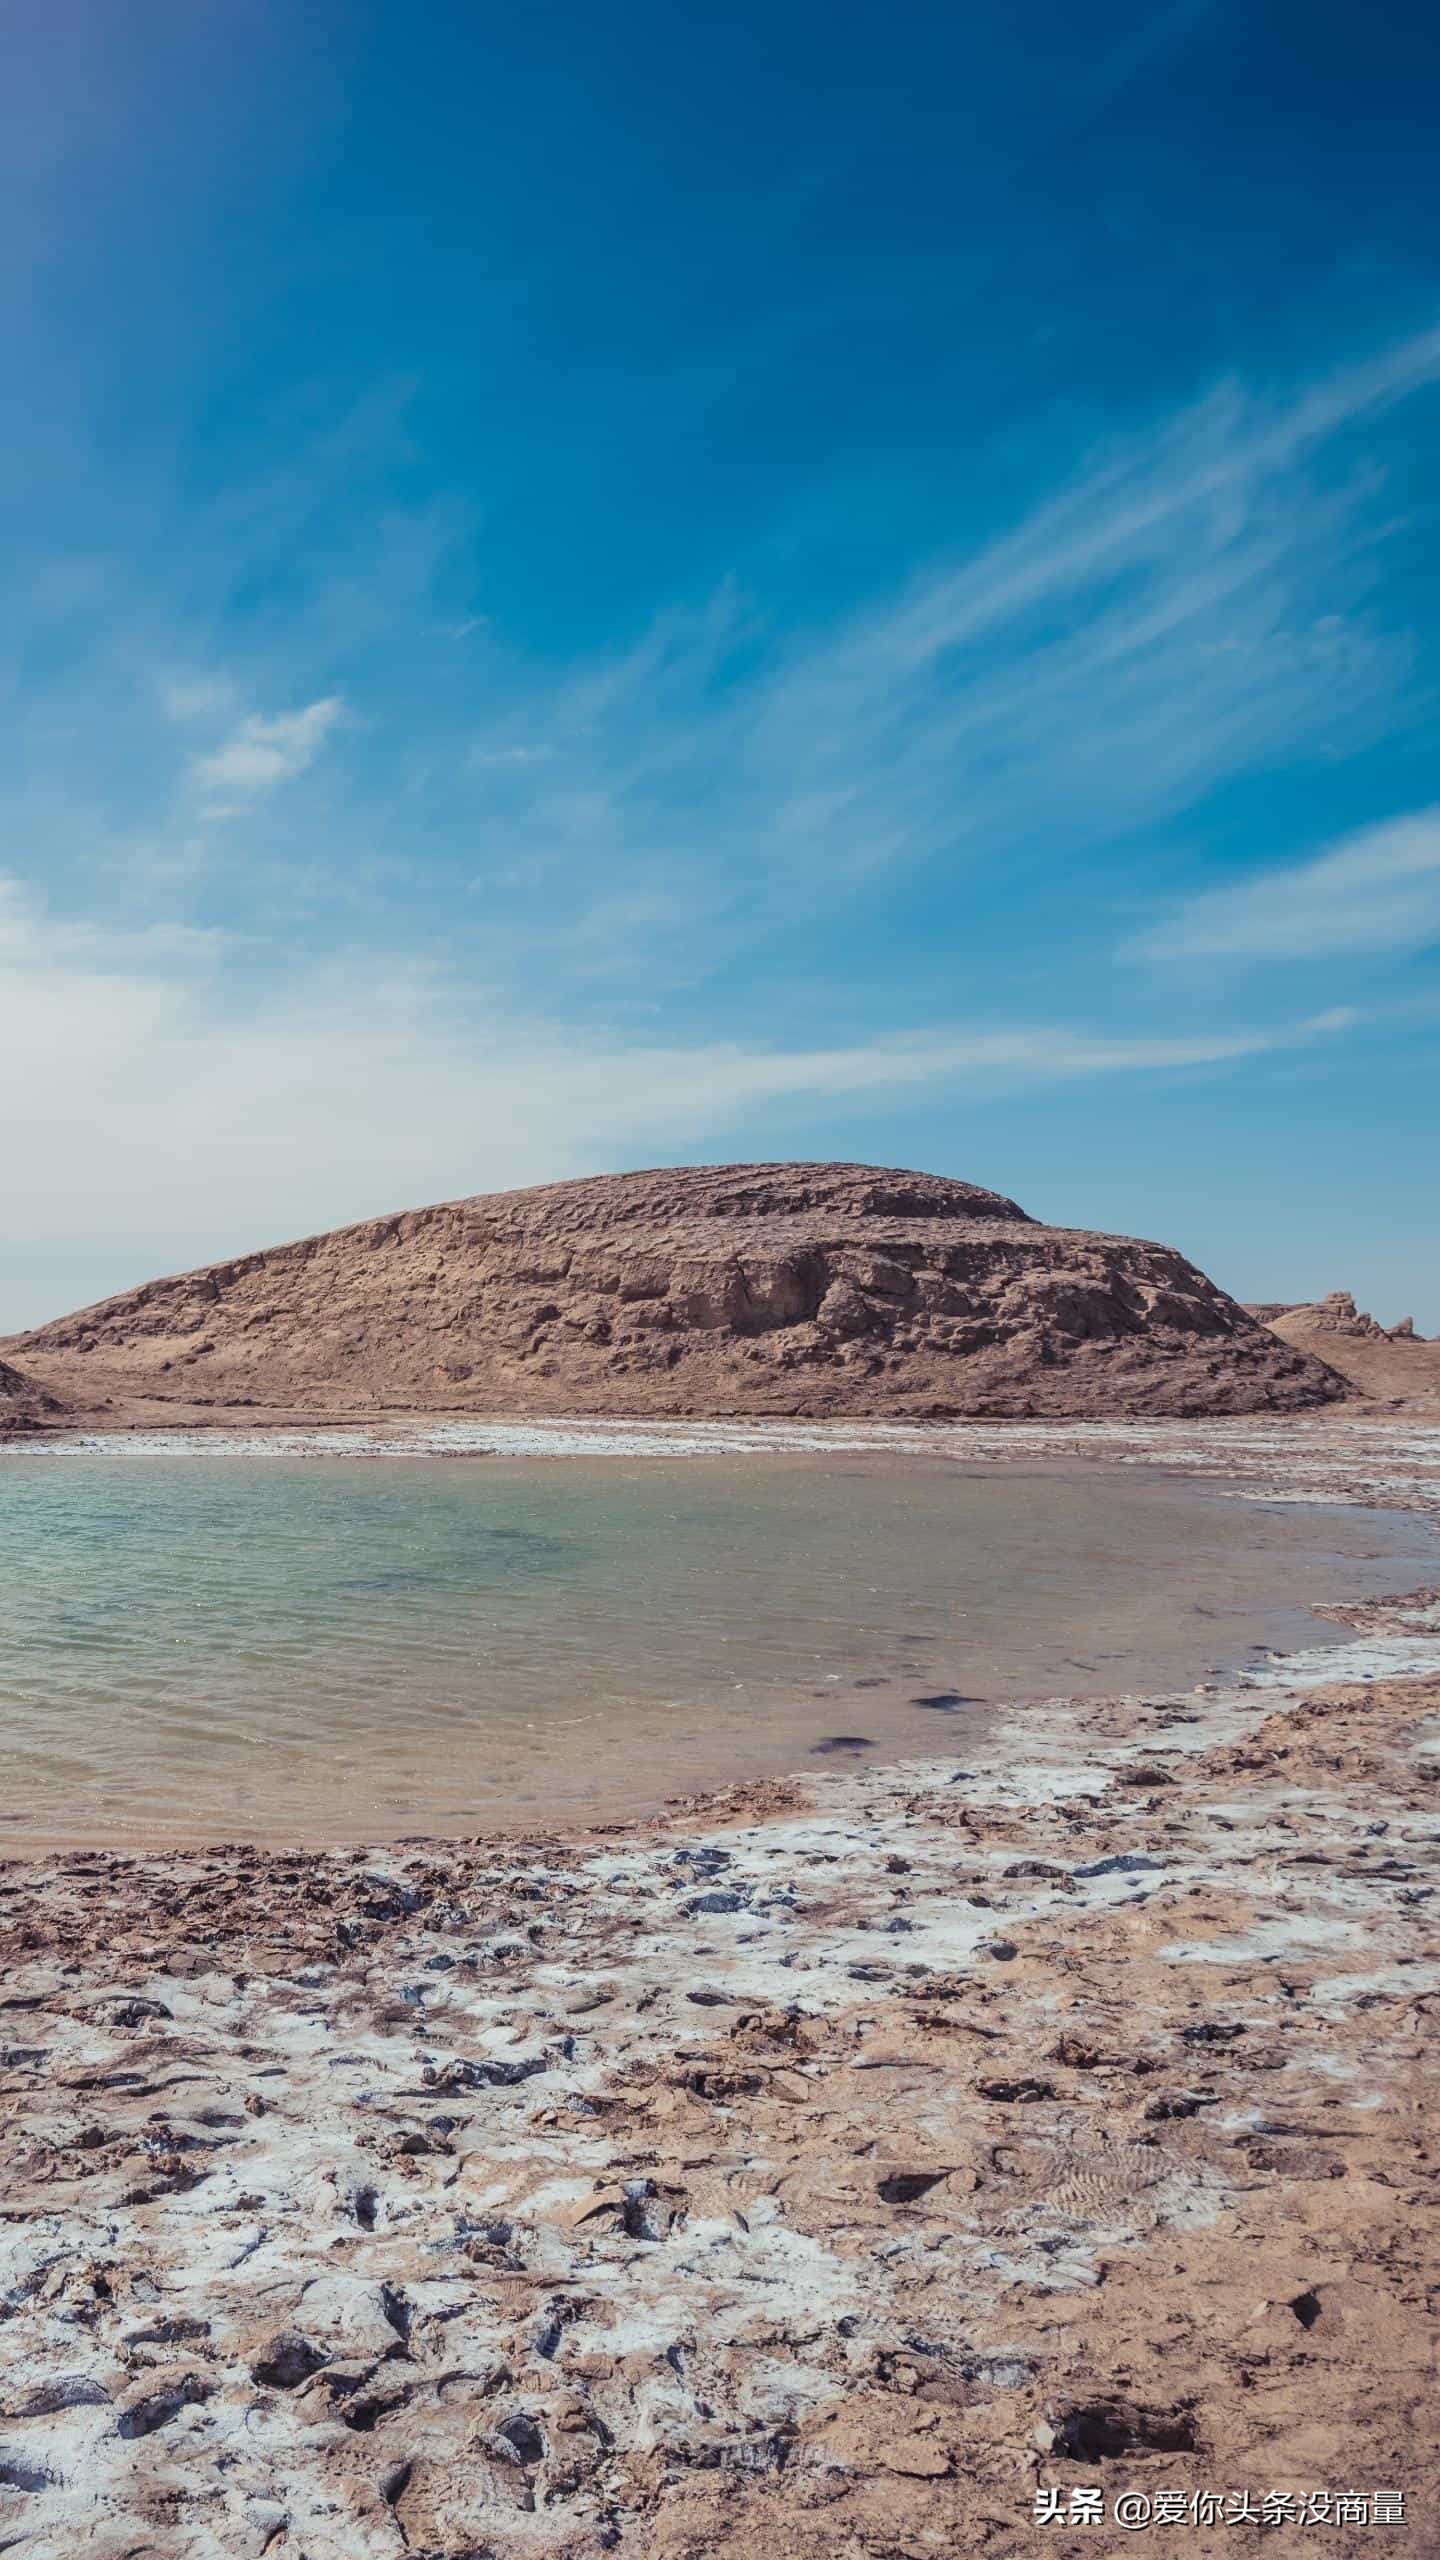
[0,1452,1432,1844]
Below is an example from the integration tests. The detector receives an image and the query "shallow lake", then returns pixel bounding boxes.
[0,1448,1433,1844]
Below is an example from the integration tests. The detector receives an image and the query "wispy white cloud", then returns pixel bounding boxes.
[0,876,1348,1320]
[1137,808,1440,960]
[189,696,344,817]
[454,324,1440,913]
[158,673,238,725]
[2,329,1436,1322]
[9,326,1440,997]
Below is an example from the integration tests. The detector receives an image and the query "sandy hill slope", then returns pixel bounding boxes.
[0,1358,65,1435]
[1247,1291,1440,1410]
[5,1161,1343,1426]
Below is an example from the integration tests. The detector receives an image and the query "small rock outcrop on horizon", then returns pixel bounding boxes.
[1247,1290,1438,1407]
[3,1162,1343,1425]
[1246,1289,1427,1343]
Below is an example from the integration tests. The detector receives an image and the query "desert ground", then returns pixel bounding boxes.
[1,1413,1436,2558]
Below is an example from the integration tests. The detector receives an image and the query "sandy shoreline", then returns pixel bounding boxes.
[2,1428,1439,2555]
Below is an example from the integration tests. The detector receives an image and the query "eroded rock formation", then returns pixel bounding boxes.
[0,1356,65,1435]
[4,1162,1342,1424]
[1248,1291,1439,1409]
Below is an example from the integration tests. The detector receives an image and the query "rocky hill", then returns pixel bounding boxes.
[0,1358,66,1435]
[1248,1291,1439,1409]
[3,1162,1344,1426]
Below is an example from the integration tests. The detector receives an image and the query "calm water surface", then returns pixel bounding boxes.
[0,1453,1433,1845]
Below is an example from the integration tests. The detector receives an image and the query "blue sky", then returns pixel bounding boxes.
[3,0,1439,1330]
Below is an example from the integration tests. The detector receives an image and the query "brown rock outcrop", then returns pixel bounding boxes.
[0,1355,65,1435]
[5,1162,1342,1425]
[1246,1290,1439,1411]
[1247,1289,1416,1343]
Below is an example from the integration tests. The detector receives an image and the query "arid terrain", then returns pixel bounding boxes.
[0,1359,61,1434]
[1,1168,1434,2552]
[1245,1292,1440,1410]
[0,1163,1345,1430]
[0,1417,1437,2557]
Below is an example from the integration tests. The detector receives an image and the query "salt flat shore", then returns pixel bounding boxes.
[1,1427,1438,2557]
[21,1408,1440,1476]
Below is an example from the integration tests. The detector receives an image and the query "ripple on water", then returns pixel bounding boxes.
[0,1448,1434,1845]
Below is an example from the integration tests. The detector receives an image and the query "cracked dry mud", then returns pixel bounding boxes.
[1,1452,1438,2555]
